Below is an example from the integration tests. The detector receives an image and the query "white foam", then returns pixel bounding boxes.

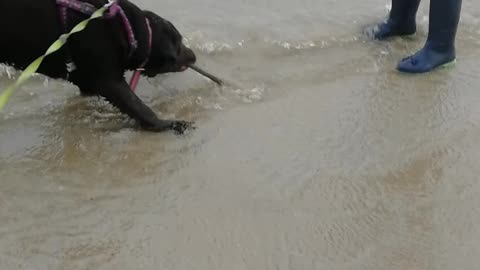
[0,65,16,79]
[233,86,265,103]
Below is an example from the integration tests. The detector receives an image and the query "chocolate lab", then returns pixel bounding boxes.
[0,0,196,133]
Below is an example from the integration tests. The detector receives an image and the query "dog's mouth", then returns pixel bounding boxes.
[141,63,191,77]
[176,51,196,72]
[174,64,189,73]
[176,46,196,72]
[142,46,196,76]
[171,57,195,72]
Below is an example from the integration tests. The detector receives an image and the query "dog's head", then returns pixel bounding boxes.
[142,11,196,77]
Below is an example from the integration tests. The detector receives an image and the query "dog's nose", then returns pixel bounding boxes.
[185,47,196,64]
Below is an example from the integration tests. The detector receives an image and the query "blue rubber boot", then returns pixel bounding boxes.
[397,0,462,73]
[372,0,421,40]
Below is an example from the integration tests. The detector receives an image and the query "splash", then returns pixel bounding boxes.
[233,86,265,103]
[0,65,15,80]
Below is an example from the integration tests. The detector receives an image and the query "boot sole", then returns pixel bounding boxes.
[400,32,417,40]
[397,59,457,74]
[374,31,416,41]
[439,59,456,69]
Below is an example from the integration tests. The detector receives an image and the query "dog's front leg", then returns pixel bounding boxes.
[97,79,192,134]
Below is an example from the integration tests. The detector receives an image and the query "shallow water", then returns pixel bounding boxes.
[2,0,480,269]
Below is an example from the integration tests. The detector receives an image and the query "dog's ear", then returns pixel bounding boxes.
[141,10,195,75]
[163,42,178,64]
[144,11,178,54]
[140,11,179,75]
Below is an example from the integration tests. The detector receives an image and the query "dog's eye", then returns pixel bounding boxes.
[166,54,176,63]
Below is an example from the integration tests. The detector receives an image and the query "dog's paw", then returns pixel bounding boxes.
[143,120,195,134]
[170,120,195,135]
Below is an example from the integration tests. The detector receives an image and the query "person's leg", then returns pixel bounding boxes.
[397,0,462,73]
[371,0,421,40]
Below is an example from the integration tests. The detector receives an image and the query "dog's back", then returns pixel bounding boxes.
[0,0,68,77]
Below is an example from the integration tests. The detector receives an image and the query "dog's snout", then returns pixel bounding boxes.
[169,45,197,72]
[183,47,196,64]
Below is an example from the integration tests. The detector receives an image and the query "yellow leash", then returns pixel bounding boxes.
[0,2,114,112]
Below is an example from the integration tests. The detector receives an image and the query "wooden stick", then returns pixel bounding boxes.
[189,64,223,86]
